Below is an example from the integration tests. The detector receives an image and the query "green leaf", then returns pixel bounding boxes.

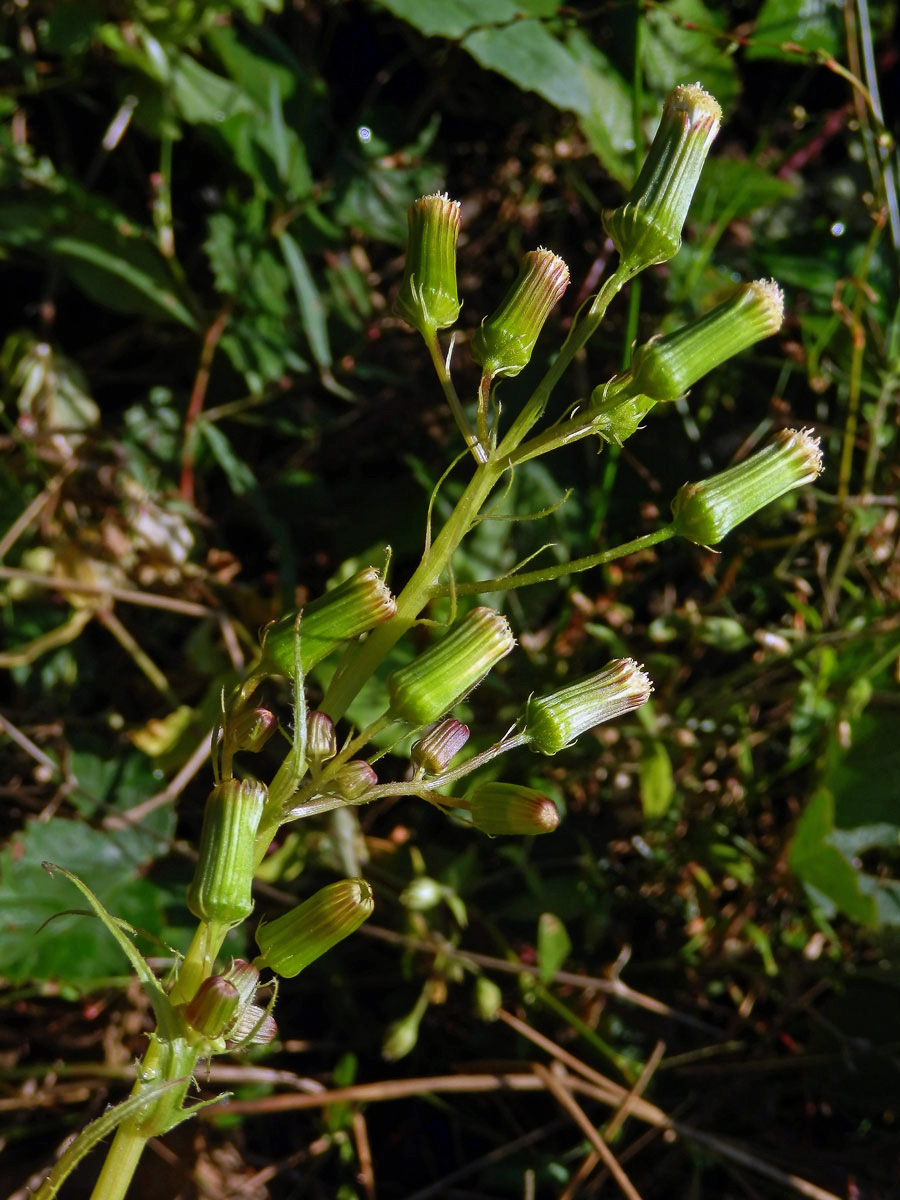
[375,0,633,182]
[33,1077,187,1200]
[788,790,878,927]
[536,912,571,982]
[640,740,676,820]
[746,0,843,60]
[278,231,332,368]
[692,158,798,220]
[642,0,739,110]
[0,818,175,987]
[68,745,177,860]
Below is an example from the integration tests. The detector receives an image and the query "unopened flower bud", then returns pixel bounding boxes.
[387,607,515,727]
[603,83,721,272]
[307,710,337,768]
[396,193,462,337]
[411,718,470,774]
[474,975,503,1022]
[227,1004,278,1047]
[222,958,260,1010]
[187,779,267,925]
[254,878,374,978]
[671,427,823,545]
[471,248,569,378]
[523,659,653,756]
[629,280,784,403]
[592,393,657,446]
[382,1008,424,1061]
[263,568,396,676]
[468,783,560,836]
[331,760,377,800]
[229,707,277,754]
[184,976,240,1038]
[400,876,444,912]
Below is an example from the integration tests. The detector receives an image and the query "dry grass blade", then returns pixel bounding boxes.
[558,1040,667,1200]
[532,1061,645,1200]
[495,1009,843,1200]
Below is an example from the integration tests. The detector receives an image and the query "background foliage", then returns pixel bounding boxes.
[1,1,899,1197]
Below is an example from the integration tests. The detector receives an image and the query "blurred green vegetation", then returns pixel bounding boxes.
[1,1,899,1197]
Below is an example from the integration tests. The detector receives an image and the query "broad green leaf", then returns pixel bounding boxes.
[68,744,177,860]
[746,0,843,60]
[693,157,798,219]
[642,0,739,110]
[375,0,633,182]
[788,790,878,927]
[171,52,311,198]
[537,912,571,982]
[0,818,174,986]
[640,740,676,820]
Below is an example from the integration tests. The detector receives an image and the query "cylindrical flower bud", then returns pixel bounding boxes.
[262,568,396,676]
[468,783,560,836]
[671,427,823,545]
[523,659,654,756]
[331,760,377,800]
[254,878,374,979]
[222,958,260,1010]
[228,707,277,754]
[227,1004,278,1047]
[411,718,470,774]
[307,710,337,768]
[470,248,570,378]
[183,976,240,1037]
[187,779,267,925]
[603,83,722,272]
[395,193,462,337]
[387,607,515,727]
[628,280,784,403]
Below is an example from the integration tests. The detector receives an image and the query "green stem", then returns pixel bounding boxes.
[425,332,487,464]
[89,1121,147,1200]
[496,263,634,456]
[320,266,634,722]
[319,457,504,721]
[431,524,677,596]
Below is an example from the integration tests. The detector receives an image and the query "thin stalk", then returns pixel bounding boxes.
[430,524,677,597]
[319,457,505,721]
[497,263,634,456]
[425,332,487,464]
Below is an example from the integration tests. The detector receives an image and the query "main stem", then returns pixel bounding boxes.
[320,264,634,723]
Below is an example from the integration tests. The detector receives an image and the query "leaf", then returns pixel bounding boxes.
[746,0,843,60]
[33,1077,186,1200]
[0,818,174,987]
[642,0,739,110]
[692,157,798,219]
[68,744,177,858]
[536,912,571,982]
[278,231,332,368]
[788,790,878,927]
[375,0,633,182]
[0,181,198,328]
[640,740,676,820]
[171,51,311,199]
